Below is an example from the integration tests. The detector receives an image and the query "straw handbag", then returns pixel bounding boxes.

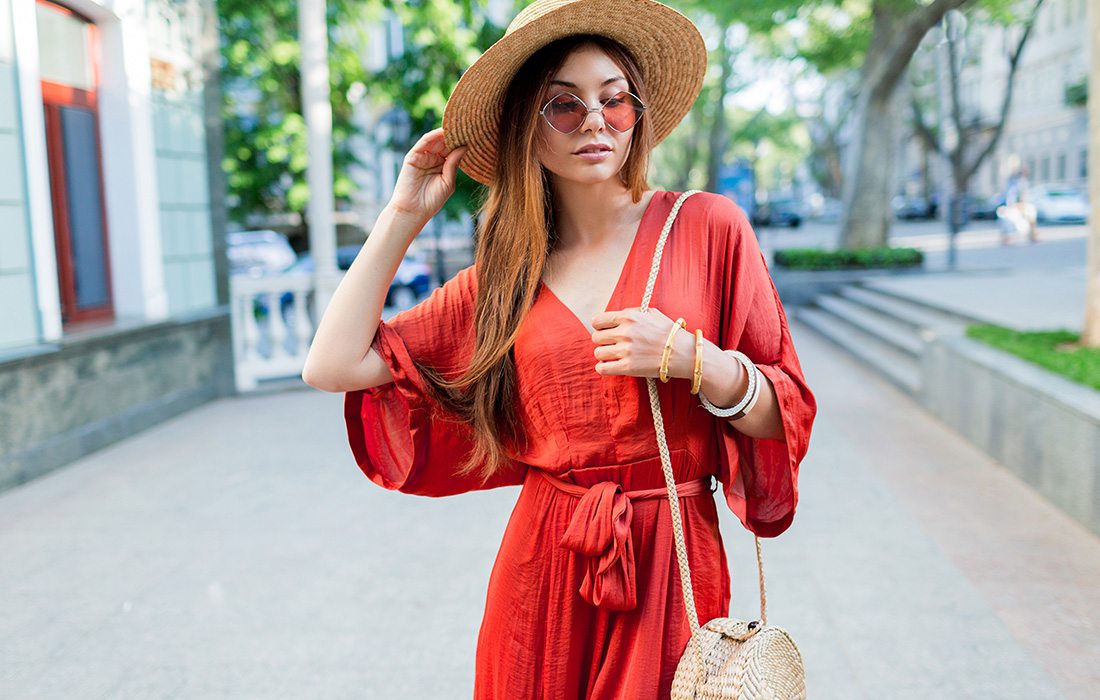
[640,190,806,699]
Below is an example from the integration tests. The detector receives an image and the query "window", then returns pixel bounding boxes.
[1040,155,1050,182]
[1082,148,1089,179]
[1056,153,1066,181]
[37,0,114,326]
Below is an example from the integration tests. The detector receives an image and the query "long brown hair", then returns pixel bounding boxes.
[415,34,655,483]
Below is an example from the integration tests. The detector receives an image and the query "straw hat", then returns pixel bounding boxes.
[442,0,707,186]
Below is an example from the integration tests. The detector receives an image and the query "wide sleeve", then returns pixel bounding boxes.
[705,194,818,537]
[343,263,528,497]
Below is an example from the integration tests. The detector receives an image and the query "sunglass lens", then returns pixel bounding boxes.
[546,94,586,133]
[604,91,643,131]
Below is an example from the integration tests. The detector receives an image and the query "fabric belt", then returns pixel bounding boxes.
[534,468,715,612]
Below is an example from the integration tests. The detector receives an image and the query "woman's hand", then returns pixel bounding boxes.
[388,127,469,226]
[590,307,696,379]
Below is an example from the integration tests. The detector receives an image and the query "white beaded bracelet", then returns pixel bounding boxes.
[698,349,761,419]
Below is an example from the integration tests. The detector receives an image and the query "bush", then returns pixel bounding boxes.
[772,247,924,270]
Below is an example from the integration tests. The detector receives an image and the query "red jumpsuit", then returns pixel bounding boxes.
[344,190,817,698]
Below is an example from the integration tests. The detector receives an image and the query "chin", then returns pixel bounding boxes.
[548,160,625,186]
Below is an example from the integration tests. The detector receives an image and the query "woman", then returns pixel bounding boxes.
[303,0,817,697]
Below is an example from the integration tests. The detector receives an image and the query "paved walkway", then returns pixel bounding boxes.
[863,265,1087,332]
[762,220,1091,332]
[2,320,1098,698]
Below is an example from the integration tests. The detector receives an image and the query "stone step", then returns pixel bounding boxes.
[795,306,921,397]
[854,282,990,328]
[814,293,926,357]
[838,285,972,334]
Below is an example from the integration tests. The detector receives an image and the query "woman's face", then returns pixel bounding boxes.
[536,46,638,185]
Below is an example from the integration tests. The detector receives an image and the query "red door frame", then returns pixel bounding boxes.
[38,0,114,326]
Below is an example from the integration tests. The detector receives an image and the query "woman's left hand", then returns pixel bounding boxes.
[590,307,694,379]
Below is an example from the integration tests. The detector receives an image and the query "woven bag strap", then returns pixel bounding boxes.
[638,190,769,681]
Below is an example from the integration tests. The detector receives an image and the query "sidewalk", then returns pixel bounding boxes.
[1,320,1098,698]
[861,265,1086,332]
[761,220,1090,333]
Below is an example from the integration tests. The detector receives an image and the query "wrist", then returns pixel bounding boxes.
[665,325,689,379]
[701,347,749,408]
[380,202,430,238]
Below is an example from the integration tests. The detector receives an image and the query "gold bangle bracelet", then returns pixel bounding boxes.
[690,329,703,394]
[659,317,686,383]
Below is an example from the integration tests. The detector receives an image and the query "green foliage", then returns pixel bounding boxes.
[367,0,507,221]
[797,1,872,73]
[772,246,924,269]
[218,0,503,228]
[219,0,376,226]
[966,325,1100,391]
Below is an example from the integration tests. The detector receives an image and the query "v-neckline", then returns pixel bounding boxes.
[538,190,665,338]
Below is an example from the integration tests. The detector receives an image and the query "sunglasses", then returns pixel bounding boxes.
[538,90,647,134]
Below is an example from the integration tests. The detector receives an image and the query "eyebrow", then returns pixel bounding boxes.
[549,76,627,88]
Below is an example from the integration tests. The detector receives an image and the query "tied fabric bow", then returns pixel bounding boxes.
[559,481,637,611]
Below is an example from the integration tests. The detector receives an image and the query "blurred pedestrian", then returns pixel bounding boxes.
[999,165,1038,245]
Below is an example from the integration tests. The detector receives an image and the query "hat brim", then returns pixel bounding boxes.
[442,0,707,186]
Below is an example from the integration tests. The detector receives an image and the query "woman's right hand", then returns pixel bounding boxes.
[388,127,469,225]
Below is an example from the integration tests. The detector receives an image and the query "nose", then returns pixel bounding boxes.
[580,107,606,134]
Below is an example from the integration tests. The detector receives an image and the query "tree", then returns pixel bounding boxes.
[1083,0,1099,347]
[367,0,508,222]
[653,3,808,200]
[833,0,971,248]
[723,0,988,249]
[909,1,1044,247]
[219,0,502,234]
[806,78,858,199]
[219,0,377,232]
[649,3,747,194]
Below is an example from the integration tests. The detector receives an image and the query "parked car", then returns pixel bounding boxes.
[752,197,803,228]
[1032,186,1088,224]
[281,246,433,318]
[227,230,297,277]
[968,194,1003,220]
[891,195,936,220]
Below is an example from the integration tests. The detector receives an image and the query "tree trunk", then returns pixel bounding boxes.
[1083,0,1100,346]
[840,87,903,248]
[704,20,734,193]
[839,3,906,249]
[839,0,969,249]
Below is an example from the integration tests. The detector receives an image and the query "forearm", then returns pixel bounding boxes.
[303,205,427,384]
[667,330,786,441]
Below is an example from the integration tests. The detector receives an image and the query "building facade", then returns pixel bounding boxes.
[0,0,232,491]
[900,0,1089,203]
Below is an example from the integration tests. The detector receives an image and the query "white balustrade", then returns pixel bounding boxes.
[230,273,319,392]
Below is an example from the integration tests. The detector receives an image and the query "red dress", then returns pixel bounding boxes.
[344,190,817,699]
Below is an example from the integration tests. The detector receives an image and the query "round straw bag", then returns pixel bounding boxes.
[639,191,806,699]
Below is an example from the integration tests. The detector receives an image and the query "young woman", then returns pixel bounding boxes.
[303,1,817,697]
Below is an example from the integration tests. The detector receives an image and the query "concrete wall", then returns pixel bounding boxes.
[0,0,233,494]
[922,334,1100,537]
[0,309,233,491]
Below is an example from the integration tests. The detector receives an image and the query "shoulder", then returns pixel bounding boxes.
[674,190,754,249]
[675,191,750,230]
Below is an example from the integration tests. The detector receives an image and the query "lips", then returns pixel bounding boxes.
[573,144,612,154]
